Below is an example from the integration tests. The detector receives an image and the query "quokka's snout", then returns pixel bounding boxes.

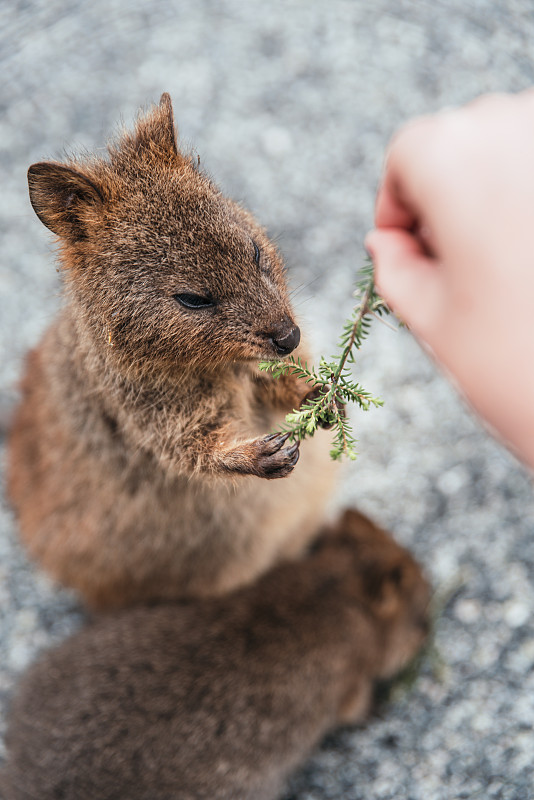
[258,314,301,356]
[269,321,301,355]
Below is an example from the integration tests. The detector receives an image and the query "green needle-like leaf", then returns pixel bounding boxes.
[258,258,393,461]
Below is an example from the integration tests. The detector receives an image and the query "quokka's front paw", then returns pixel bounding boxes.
[252,432,300,479]
[222,432,300,479]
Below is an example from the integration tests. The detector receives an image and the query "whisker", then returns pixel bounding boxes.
[289,273,323,300]
[291,296,314,310]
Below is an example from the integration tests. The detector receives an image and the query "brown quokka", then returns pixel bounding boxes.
[7,93,337,610]
[0,509,430,800]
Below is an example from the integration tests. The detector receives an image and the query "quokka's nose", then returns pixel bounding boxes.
[271,324,301,356]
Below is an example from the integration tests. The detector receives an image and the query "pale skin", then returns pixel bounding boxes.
[365,90,534,470]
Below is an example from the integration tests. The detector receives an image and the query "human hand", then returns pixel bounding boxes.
[366,91,534,469]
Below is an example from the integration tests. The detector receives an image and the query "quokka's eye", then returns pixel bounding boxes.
[253,241,261,267]
[174,293,215,309]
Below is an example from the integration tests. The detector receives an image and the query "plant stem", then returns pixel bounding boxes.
[333,281,373,381]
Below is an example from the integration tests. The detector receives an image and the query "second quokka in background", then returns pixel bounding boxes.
[0,509,430,800]
[7,93,337,610]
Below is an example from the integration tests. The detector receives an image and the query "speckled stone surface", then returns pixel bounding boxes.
[1,2,534,798]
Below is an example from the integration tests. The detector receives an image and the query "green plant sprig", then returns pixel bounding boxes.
[258,258,392,461]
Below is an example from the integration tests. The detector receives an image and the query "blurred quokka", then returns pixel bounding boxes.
[7,93,337,609]
[0,509,430,800]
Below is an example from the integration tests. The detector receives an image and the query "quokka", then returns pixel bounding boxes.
[7,93,337,609]
[0,509,430,800]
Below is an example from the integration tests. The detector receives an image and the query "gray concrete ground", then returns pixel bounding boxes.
[1,1,534,798]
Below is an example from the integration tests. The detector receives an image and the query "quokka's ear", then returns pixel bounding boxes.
[28,163,104,240]
[364,561,405,618]
[131,93,178,158]
[158,92,178,153]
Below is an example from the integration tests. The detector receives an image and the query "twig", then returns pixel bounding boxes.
[333,281,373,381]
[258,258,394,461]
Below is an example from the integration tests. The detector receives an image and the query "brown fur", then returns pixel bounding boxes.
[7,94,336,609]
[0,509,430,800]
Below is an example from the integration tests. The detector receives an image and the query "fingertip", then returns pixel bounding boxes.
[364,229,387,297]
[363,229,443,338]
[364,229,378,263]
[374,174,416,230]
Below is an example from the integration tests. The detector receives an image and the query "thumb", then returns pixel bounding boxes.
[365,228,445,341]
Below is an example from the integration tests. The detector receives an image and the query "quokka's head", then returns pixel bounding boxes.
[27,93,300,377]
[316,509,431,680]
